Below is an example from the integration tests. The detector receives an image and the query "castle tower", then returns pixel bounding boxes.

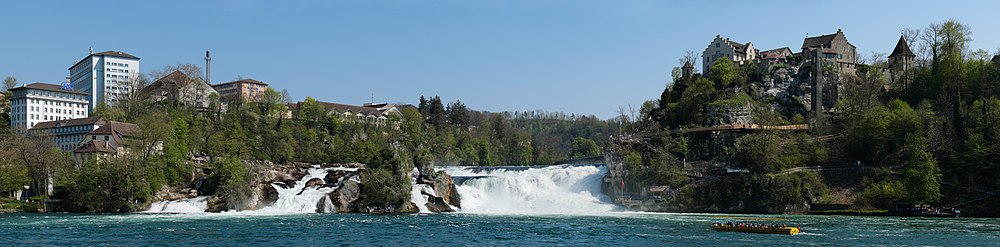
[888,35,916,85]
[681,61,694,78]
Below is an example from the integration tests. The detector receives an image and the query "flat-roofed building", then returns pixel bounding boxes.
[7,82,90,130]
[212,78,268,103]
[69,50,140,112]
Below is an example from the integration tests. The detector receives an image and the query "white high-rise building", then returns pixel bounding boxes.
[7,83,90,130]
[68,50,140,112]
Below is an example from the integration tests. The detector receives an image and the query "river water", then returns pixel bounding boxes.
[1,212,996,246]
[2,165,997,246]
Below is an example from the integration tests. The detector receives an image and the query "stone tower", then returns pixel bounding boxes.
[888,35,916,85]
[681,61,694,78]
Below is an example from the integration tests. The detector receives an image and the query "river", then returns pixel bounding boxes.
[1,213,996,246]
[1,165,996,246]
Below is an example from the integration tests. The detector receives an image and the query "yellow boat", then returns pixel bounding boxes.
[712,223,800,235]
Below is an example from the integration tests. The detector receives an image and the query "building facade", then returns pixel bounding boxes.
[142,71,218,108]
[74,121,141,164]
[888,35,916,85]
[212,79,268,103]
[801,29,856,65]
[69,50,140,112]
[29,117,106,153]
[702,35,759,73]
[289,101,403,126]
[7,83,90,130]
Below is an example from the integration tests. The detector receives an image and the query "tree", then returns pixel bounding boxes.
[426,96,447,129]
[117,73,150,120]
[2,76,17,91]
[446,100,471,127]
[708,58,740,89]
[570,137,602,158]
[149,63,206,107]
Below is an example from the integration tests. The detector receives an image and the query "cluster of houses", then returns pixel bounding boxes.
[4,49,405,168]
[687,29,918,114]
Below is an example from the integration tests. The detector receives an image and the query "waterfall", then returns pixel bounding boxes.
[257,166,338,213]
[146,196,208,213]
[443,165,619,215]
[409,168,432,213]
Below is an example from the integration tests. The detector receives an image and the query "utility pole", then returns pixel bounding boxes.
[205,50,212,85]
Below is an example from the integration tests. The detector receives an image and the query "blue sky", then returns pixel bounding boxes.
[2,0,998,118]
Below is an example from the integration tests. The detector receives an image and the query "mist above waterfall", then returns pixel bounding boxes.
[443,165,619,215]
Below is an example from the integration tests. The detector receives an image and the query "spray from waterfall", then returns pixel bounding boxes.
[443,165,619,215]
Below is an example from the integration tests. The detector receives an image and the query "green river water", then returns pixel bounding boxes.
[1,212,996,246]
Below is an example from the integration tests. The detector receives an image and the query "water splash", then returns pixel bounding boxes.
[443,165,619,215]
[257,166,338,213]
[146,196,208,213]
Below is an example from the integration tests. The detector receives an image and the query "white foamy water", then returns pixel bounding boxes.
[146,166,343,214]
[146,196,208,213]
[257,166,338,213]
[410,168,433,213]
[443,165,619,215]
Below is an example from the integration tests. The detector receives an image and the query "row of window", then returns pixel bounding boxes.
[106,68,130,73]
[10,99,87,108]
[105,74,130,79]
[106,61,130,67]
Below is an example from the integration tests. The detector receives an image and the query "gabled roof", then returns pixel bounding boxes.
[32,117,106,129]
[682,61,694,68]
[10,82,89,95]
[889,35,916,58]
[74,140,117,154]
[90,121,140,136]
[314,101,383,116]
[760,47,792,59]
[142,71,211,95]
[802,30,848,49]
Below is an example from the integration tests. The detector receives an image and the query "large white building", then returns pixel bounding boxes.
[68,50,140,112]
[7,82,90,130]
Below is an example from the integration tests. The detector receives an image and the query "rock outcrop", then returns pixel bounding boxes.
[416,170,462,212]
[330,180,361,213]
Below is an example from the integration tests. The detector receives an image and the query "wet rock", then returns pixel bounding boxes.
[305,178,325,188]
[324,170,349,185]
[330,180,361,213]
[399,202,419,213]
[423,193,455,213]
[206,196,226,213]
[433,171,461,209]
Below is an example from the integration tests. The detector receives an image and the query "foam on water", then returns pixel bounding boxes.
[443,165,619,215]
[146,166,340,214]
[256,166,338,213]
[145,196,208,213]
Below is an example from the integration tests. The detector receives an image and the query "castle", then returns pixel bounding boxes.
[699,29,916,115]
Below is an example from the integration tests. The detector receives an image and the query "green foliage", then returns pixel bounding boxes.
[845,99,924,164]
[570,137,602,158]
[900,137,941,204]
[708,58,742,89]
[360,168,410,209]
[214,156,254,210]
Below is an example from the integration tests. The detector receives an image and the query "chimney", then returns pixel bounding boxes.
[205,50,212,85]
